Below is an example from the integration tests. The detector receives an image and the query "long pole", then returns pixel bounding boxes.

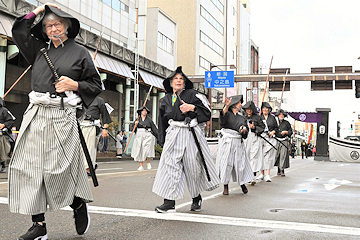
[259,55,274,115]
[93,26,104,60]
[3,65,32,99]
[278,69,288,110]
[123,85,153,152]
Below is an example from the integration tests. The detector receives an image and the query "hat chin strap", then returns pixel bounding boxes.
[46,32,67,50]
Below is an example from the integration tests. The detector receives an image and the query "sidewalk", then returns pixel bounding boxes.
[96,152,160,162]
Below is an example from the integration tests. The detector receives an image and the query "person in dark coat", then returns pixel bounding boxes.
[152,66,219,213]
[0,98,15,173]
[274,109,293,177]
[257,102,278,182]
[216,95,253,195]
[301,140,308,159]
[9,3,102,239]
[131,106,158,170]
[242,101,265,185]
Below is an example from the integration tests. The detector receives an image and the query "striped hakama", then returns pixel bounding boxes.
[0,134,10,163]
[245,130,264,173]
[261,133,277,170]
[216,129,254,186]
[80,120,101,168]
[275,137,290,170]
[9,92,93,215]
[131,128,155,162]
[152,119,219,200]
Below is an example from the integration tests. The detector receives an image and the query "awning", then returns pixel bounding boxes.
[0,14,14,38]
[139,69,164,90]
[88,50,135,79]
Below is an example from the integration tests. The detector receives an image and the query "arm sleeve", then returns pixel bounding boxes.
[254,115,265,134]
[192,91,211,123]
[287,121,293,136]
[157,98,168,145]
[77,50,102,107]
[242,118,249,139]
[11,14,44,65]
[150,119,159,140]
[2,109,15,129]
[219,110,229,126]
[99,100,112,124]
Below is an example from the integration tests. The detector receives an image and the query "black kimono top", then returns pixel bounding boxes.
[11,15,102,108]
[260,114,279,133]
[0,99,15,132]
[246,114,265,135]
[134,116,158,139]
[276,119,293,138]
[158,89,211,144]
[220,110,249,139]
[85,96,112,124]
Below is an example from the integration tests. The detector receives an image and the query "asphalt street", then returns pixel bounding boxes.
[0,156,359,240]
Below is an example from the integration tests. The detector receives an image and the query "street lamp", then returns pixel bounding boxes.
[207,64,237,138]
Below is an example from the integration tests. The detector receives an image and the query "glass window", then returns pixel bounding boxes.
[112,0,121,11]
[102,0,111,6]
[121,2,129,13]
[157,32,174,55]
[210,0,224,13]
[200,31,223,56]
[199,56,211,70]
[25,0,39,6]
[200,5,223,34]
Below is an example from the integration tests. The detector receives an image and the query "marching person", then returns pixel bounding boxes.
[152,66,219,213]
[81,96,112,175]
[242,101,265,185]
[217,95,253,195]
[9,3,102,239]
[0,98,15,173]
[301,140,307,159]
[131,106,158,170]
[121,129,127,157]
[274,109,293,177]
[257,102,279,182]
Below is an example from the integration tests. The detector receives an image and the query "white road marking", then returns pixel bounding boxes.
[324,184,340,191]
[0,182,7,185]
[0,197,358,236]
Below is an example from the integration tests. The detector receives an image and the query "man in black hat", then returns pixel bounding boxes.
[216,95,253,195]
[81,96,112,175]
[242,101,265,184]
[0,98,15,173]
[9,3,102,239]
[131,106,158,170]
[152,66,219,213]
[274,109,293,177]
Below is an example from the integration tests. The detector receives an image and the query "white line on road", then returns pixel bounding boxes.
[0,197,358,236]
[0,182,7,185]
[97,168,123,171]
[96,169,157,176]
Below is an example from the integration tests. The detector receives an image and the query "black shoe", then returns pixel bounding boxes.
[241,184,248,194]
[190,194,202,212]
[73,202,90,235]
[0,165,5,173]
[18,222,47,240]
[155,199,176,213]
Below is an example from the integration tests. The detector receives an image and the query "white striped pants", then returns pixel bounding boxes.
[216,129,254,185]
[152,122,219,200]
[8,104,93,215]
[81,123,101,168]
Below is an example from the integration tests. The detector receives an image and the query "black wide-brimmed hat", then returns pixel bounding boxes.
[275,109,288,117]
[137,106,150,115]
[31,5,80,42]
[261,102,272,113]
[242,101,257,114]
[228,95,243,108]
[163,66,193,93]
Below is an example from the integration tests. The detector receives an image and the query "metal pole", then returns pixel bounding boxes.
[0,38,7,97]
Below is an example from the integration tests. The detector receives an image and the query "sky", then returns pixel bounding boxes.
[250,0,360,137]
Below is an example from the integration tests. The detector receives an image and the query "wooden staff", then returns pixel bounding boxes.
[3,65,32,99]
[93,26,104,60]
[123,85,154,152]
[278,69,288,110]
[259,55,274,115]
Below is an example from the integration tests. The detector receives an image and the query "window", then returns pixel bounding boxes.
[233,6,235,15]
[112,0,121,11]
[200,5,224,34]
[102,0,111,6]
[210,0,224,13]
[233,28,235,36]
[200,31,223,56]
[158,32,174,54]
[25,0,39,5]
[100,0,128,12]
[199,56,211,70]
[232,51,234,59]
[121,2,129,13]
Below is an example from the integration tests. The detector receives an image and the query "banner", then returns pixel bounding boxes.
[287,112,322,123]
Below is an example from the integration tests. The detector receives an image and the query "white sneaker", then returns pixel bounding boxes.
[147,163,152,170]
[137,166,144,171]
[255,174,264,180]
[264,175,272,182]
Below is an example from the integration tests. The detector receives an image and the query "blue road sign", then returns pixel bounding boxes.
[205,71,234,88]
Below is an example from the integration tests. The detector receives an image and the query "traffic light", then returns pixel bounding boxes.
[337,121,340,137]
[351,124,353,130]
